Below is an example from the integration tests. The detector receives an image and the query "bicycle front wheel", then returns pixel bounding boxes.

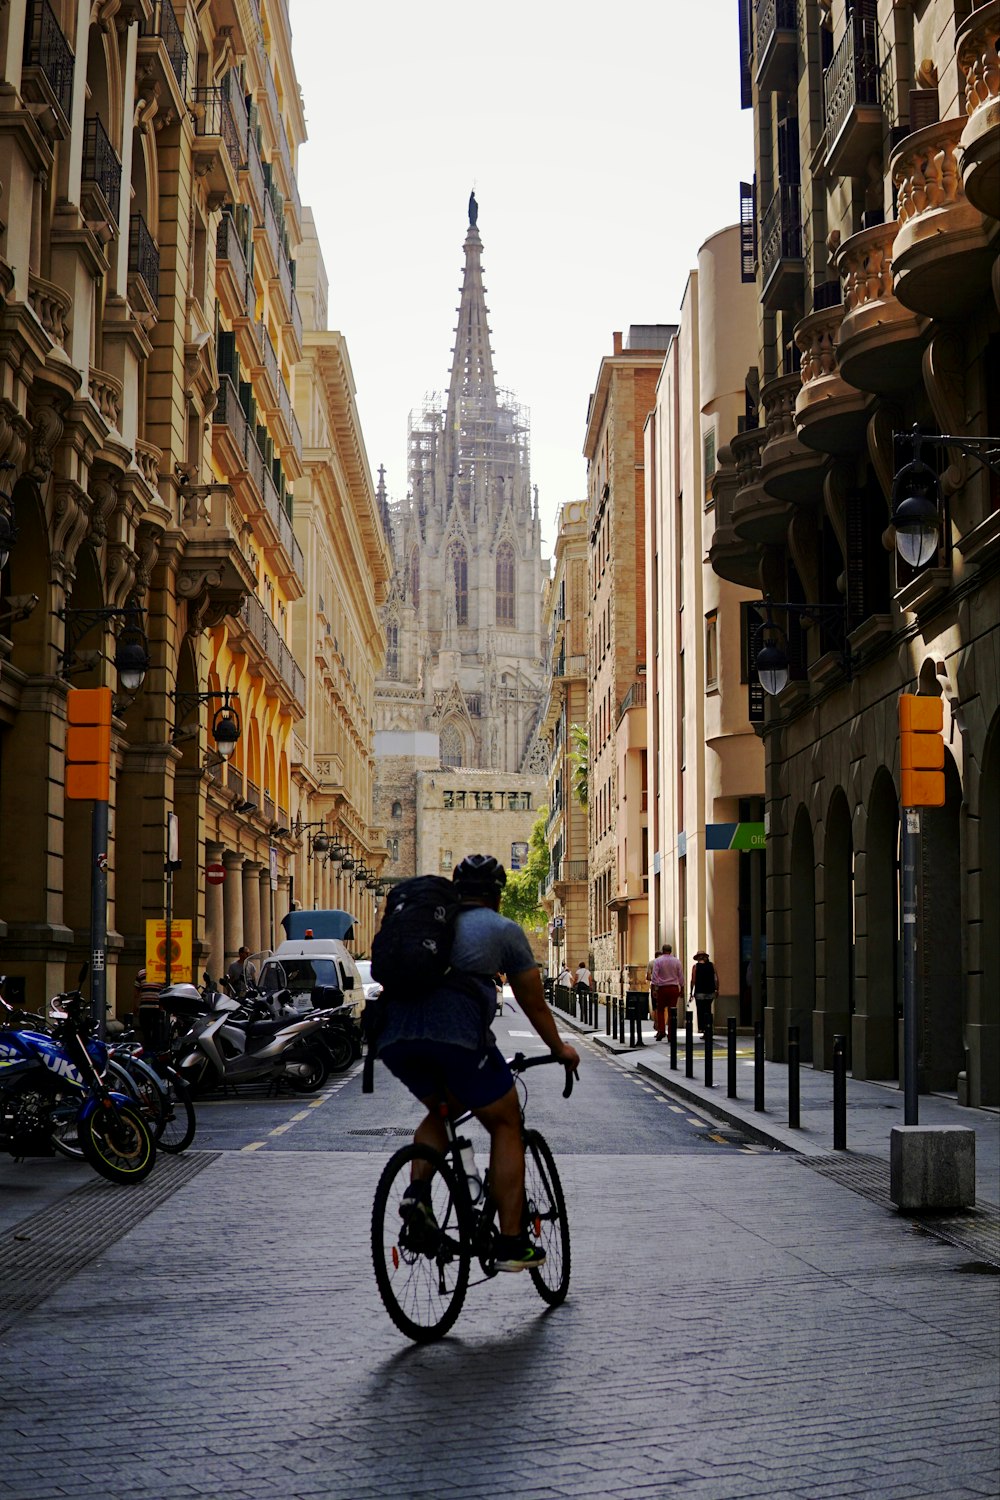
[523,1129,571,1306]
[371,1144,470,1343]
[157,1068,197,1154]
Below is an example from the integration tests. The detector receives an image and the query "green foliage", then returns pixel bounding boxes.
[500,807,550,931]
[569,722,589,807]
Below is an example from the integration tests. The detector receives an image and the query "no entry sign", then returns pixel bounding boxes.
[206,861,225,885]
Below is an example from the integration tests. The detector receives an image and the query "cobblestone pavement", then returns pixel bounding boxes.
[1,1146,998,1500]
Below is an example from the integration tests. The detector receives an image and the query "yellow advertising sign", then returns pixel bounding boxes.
[145,919,193,984]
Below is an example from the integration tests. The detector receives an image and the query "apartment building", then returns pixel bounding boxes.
[710,0,998,1102]
[645,227,764,1032]
[583,328,675,996]
[0,1,385,999]
[538,500,590,977]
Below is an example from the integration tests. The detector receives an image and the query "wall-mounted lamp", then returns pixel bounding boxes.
[751,595,850,697]
[232,796,257,814]
[171,688,241,759]
[291,817,329,855]
[891,424,1000,569]
[58,595,150,691]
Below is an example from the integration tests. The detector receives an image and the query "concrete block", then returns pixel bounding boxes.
[890,1125,976,1211]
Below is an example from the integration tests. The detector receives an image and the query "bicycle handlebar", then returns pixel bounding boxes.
[507,1051,577,1099]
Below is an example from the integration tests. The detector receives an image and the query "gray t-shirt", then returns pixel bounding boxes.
[376,905,537,1052]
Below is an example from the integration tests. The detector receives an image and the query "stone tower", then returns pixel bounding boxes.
[374,197,548,774]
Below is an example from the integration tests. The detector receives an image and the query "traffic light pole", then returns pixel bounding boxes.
[91,799,108,1037]
[901,808,919,1125]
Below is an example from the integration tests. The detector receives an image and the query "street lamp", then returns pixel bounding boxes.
[750,596,850,697]
[891,424,1000,569]
[171,688,241,759]
[59,596,150,692]
[292,818,330,856]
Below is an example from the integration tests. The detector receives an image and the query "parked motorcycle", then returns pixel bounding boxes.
[160,976,334,1095]
[249,970,361,1074]
[0,972,157,1184]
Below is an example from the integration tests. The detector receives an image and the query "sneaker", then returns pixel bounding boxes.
[399,1183,437,1230]
[494,1234,547,1273]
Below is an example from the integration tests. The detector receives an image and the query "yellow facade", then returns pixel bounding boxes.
[0,1,386,1004]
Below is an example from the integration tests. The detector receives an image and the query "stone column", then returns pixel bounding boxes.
[223,851,244,969]
[258,867,272,952]
[205,842,225,980]
[275,874,291,936]
[242,862,262,953]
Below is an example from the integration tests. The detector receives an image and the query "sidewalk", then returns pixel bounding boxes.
[558,1008,1000,1205]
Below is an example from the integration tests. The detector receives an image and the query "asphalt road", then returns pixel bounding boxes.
[189,1007,770,1159]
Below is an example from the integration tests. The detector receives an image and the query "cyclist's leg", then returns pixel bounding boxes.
[473,1087,524,1235]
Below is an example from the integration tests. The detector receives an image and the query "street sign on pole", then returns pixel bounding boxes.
[206,862,225,886]
[705,822,766,851]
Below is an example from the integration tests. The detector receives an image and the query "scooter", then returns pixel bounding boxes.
[161,977,334,1094]
[0,972,157,1184]
[247,976,361,1074]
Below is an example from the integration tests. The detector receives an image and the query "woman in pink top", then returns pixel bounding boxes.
[649,945,684,1040]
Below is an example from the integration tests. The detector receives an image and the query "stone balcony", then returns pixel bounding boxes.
[794,304,872,456]
[708,443,761,588]
[956,2,1000,223]
[758,371,826,505]
[179,482,257,621]
[731,426,793,545]
[834,223,928,394]
[890,115,995,318]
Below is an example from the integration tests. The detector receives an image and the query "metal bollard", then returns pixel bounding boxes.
[704,1018,713,1088]
[605,993,611,1038]
[754,1020,765,1112]
[685,1009,694,1079]
[788,1024,800,1129]
[727,1016,737,1098]
[669,1007,678,1071]
[833,1034,847,1150]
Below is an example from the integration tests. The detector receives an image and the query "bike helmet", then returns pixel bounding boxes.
[453,853,507,893]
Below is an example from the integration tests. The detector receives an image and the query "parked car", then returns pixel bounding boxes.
[356,959,382,1003]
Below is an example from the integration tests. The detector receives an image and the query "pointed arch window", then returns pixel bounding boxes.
[449,544,468,625]
[496,543,516,626]
[440,721,463,768]
[385,623,399,680]
[410,548,420,608]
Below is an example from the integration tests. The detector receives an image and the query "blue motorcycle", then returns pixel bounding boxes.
[0,973,156,1185]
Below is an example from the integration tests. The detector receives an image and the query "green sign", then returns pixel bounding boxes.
[705,822,766,851]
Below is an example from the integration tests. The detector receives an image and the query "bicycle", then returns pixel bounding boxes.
[371,1052,575,1343]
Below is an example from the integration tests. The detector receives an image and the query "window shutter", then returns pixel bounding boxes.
[738,0,753,109]
[740,179,757,282]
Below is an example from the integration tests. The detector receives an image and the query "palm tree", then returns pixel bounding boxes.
[569,722,588,807]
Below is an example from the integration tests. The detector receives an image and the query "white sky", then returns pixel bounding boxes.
[292,0,753,556]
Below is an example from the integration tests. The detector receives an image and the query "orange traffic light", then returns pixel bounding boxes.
[66,687,112,801]
[899,694,945,808]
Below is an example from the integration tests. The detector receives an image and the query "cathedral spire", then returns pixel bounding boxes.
[445,198,497,429]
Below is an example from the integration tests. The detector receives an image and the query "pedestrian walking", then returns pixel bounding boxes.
[227,945,250,998]
[690,950,718,1036]
[575,959,594,992]
[649,944,683,1040]
[556,961,572,989]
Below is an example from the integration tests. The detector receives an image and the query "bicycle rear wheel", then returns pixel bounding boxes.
[156,1068,197,1153]
[523,1129,571,1306]
[371,1143,470,1343]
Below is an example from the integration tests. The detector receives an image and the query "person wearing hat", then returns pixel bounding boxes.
[689,950,718,1036]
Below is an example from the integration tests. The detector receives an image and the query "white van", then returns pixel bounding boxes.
[253,910,365,1019]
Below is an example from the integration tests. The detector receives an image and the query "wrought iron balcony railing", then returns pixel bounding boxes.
[139,0,187,92]
[22,0,74,122]
[761,182,802,285]
[191,85,242,170]
[82,115,122,220]
[824,8,880,159]
[127,212,159,304]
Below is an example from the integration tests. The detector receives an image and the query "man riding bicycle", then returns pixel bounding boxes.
[376,853,580,1271]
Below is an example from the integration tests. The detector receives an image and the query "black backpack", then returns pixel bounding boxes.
[363,875,464,1094]
[371,875,462,994]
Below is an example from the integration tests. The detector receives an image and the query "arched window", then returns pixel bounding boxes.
[449,544,468,625]
[385,623,399,680]
[440,722,462,768]
[391,801,402,819]
[410,549,420,607]
[496,542,515,626]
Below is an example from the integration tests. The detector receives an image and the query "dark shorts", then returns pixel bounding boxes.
[379,1040,514,1111]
